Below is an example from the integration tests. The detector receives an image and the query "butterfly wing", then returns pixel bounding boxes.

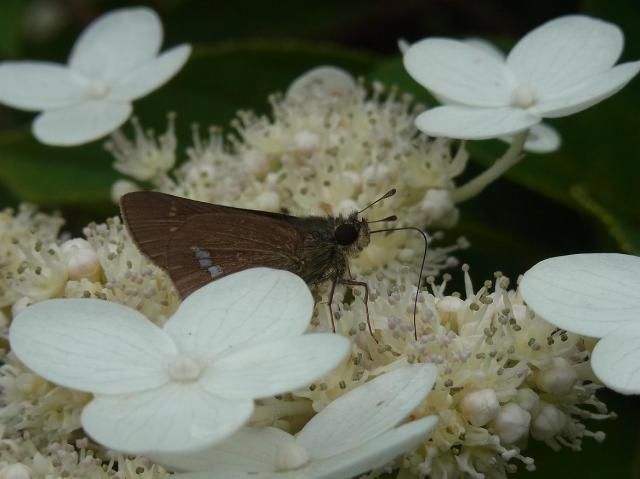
[120,192,220,269]
[166,212,306,297]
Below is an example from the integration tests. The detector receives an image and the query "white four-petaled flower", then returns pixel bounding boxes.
[150,363,438,479]
[520,253,640,394]
[9,268,350,453]
[403,15,640,140]
[0,7,191,145]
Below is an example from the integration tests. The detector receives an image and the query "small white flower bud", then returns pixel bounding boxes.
[510,84,536,108]
[531,402,567,441]
[265,172,279,186]
[243,150,269,176]
[60,238,100,280]
[253,191,280,211]
[436,296,465,321]
[186,163,216,183]
[461,388,500,426]
[420,189,455,224]
[362,164,390,185]
[398,248,415,262]
[293,131,320,151]
[516,388,540,412]
[287,66,356,101]
[335,199,360,216]
[535,357,578,396]
[491,402,531,444]
[111,179,139,203]
[275,442,310,471]
[0,463,32,479]
[341,170,361,188]
[31,453,53,475]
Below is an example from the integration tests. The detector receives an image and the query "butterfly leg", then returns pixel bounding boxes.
[346,261,354,280]
[339,279,378,342]
[326,276,338,333]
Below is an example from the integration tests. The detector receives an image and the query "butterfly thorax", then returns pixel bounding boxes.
[296,212,370,284]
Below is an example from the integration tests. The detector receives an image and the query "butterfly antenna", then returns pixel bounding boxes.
[357,189,396,215]
[369,226,430,340]
[367,215,397,224]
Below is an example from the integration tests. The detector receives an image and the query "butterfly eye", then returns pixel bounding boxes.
[334,223,359,246]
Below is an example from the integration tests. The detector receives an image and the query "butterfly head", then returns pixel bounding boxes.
[334,212,371,254]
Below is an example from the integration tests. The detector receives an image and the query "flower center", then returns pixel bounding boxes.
[274,442,310,471]
[87,80,110,99]
[168,355,203,382]
[510,84,536,109]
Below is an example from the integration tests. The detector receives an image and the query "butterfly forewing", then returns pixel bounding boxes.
[166,213,306,297]
[120,192,219,269]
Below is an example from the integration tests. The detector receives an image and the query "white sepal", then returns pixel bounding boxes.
[203,334,350,399]
[9,298,176,394]
[82,383,254,454]
[150,427,293,472]
[109,44,192,101]
[307,417,438,479]
[164,268,314,357]
[415,105,538,140]
[0,62,86,110]
[520,253,640,337]
[296,363,437,458]
[532,61,640,118]
[507,16,623,97]
[33,101,132,146]
[592,323,640,394]
[69,7,162,82]
[404,38,514,107]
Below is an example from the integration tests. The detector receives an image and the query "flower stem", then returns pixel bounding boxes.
[451,130,529,203]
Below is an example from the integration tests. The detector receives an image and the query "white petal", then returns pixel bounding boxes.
[500,122,561,153]
[286,66,357,100]
[109,44,192,102]
[69,7,162,83]
[307,417,438,479]
[403,38,515,107]
[415,105,539,139]
[33,100,131,145]
[82,383,254,454]
[164,268,314,358]
[592,324,640,394]
[0,62,86,111]
[520,253,640,338]
[532,61,640,118]
[150,427,293,472]
[507,16,624,99]
[8,298,176,394]
[297,364,437,458]
[203,334,350,399]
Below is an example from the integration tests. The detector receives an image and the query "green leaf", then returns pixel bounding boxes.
[0,0,26,57]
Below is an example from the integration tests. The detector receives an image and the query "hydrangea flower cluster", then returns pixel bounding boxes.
[0,7,638,479]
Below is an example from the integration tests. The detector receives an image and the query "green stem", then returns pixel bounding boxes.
[451,130,529,203]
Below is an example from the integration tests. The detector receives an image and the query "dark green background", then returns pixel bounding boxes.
[0,0,638,477]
